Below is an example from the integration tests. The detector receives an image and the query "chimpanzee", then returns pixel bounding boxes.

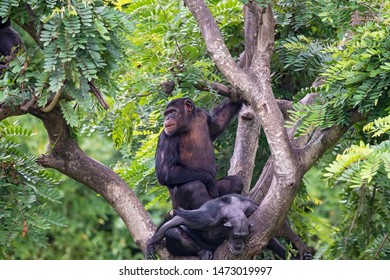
[155,97,243,210]
[146,193,287,260]
[146,194,255,259]
[0,17,24,57]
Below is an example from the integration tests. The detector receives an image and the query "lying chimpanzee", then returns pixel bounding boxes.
[145,193,287,260]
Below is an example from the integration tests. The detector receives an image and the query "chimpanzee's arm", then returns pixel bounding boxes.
[155,133,218,198]
[145,215,185,259]
[208,98,242,141]
[157,164,217,196]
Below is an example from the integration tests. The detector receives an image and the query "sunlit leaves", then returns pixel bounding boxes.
[322,114,390,259]
[363,115,390,137]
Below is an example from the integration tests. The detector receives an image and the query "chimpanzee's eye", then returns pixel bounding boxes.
[164,109,176,118]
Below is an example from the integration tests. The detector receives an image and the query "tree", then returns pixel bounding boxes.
[1,0,389,259]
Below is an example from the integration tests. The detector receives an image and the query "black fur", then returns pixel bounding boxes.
[0,17,23,57]
[146,194,257,259]
[175,207,219,229]
[155,97,243,210]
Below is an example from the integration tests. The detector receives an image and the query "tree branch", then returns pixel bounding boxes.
[186,0,301,259]
[194,81,240,99]
[0,104,25,120]
[29,108,155,253]
[185,0,297,175]
[183,0,253,102]
[228,6,262,192]
[228,104,261,192]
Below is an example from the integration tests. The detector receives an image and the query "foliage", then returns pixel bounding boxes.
[0,120,64,258]
[273,35,331,98]
[1,0,390,260]
[288,19,390,133]
[0,0,131,128]
[274,0,361,39]
[275,0,390,260]
[272,0,388,99]
[6,180,144,260]
[115,0,243,107]
[363,115,390,137]
[322,116,390,259]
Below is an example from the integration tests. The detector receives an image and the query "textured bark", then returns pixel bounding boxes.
[185,0,300,259]
[228,6,262,192]
[228,104,261,192]
[36,108,157,253]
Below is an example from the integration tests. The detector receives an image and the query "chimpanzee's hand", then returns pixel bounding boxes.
[207,179,219,199]
[145,243,156,260]
[199,249,213,260]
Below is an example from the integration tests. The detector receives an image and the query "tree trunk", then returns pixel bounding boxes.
[228,6,262,193]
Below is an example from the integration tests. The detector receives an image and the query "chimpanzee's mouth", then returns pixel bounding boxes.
[229,244,244,255]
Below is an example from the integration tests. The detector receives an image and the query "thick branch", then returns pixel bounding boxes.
[187,1,301,259]
[228,6,262,192]
[243,5,259,69]
[0,103,27,120]
[183,0,253,102]
[298,112,365,171]
[30,108,155,253]
[228,105,261,192]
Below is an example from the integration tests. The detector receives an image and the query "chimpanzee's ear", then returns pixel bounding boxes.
[184,99,194,113]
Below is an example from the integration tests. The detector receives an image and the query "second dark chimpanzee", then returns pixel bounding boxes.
[0,17,24,57]
[146,194,287,260]
[155,97,243,210]
[146,194,257,259]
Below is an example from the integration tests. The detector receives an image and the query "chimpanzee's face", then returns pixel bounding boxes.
[163,99,194,136]
[224,215,252,255]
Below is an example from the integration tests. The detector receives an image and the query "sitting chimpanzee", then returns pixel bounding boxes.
[153,97,248,258]
[146,194,257,259]
[155,97,243,210]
